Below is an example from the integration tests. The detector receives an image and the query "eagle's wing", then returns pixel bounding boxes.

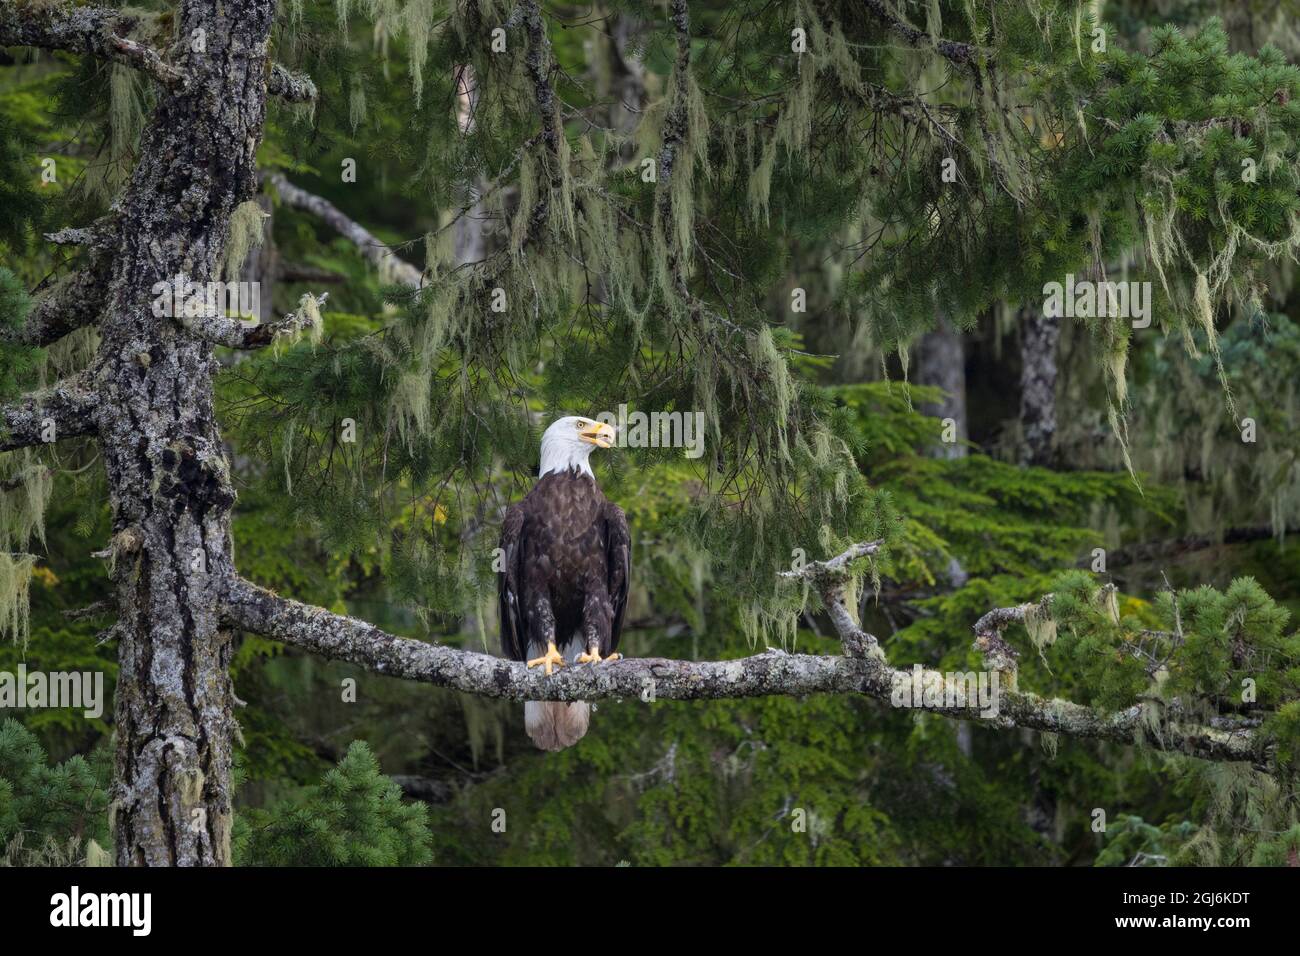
[498,503,528,661]
[602,501,631,655]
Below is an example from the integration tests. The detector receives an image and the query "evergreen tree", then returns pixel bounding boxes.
[0,718,109,865]
[0,0,1298,867]
[233,741,432,866]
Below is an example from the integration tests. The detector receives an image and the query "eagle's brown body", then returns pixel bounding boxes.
[499,465,630,749]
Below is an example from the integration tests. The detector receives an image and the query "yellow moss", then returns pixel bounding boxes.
[222,201,268,282]
[349,77,367,131]
[0,451,52,550]
[1024,601,1058,653]
[0,552,35,647]
[405,0,434,106]
[179,768,205,806]
[84,839,112,867]
[106,63,143,196]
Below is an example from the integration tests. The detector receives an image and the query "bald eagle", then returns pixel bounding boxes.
[498,416,631,750]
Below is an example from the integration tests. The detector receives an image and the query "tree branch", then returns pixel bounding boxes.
[44,222,113,247]
[1,265,110,348]
[175,292,327,349]
[779,540,884,659]
[861,0,983,69]
[266,174,423,288]
[0,3,185,86]
[276,262,346,284]
[267,63,317,103]
[0,375,98,451]
[221,540,1270,770]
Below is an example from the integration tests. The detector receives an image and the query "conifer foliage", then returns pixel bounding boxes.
[0,0,1299,867]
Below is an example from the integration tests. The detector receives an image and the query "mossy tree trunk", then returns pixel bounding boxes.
[95,0,275,867]
[1018,305,1059,468]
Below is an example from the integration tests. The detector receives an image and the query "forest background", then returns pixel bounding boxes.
[2,0,1300,866]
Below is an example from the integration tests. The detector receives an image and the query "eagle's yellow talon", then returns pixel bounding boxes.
[527,641,566,676]
[578,649,622,664]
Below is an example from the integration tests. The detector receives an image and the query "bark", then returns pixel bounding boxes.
[75,0,279,867]
[1093,524,1298,568]
[1018,305,1059,467]
[915,312,969,731]
[266,64,317,103]
[915,313,969,760]
[605,10,647,160]
[860,0,982,68]
[177,293,321,349]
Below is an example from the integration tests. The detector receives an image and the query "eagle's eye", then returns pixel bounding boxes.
[575,420,587,430]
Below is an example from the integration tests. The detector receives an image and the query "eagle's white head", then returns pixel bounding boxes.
[538,415,616,478]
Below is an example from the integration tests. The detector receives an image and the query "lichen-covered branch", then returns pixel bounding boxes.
[519,0,562,242]
[521,1,559,157]
[45,221,113,247]
[655,0,692,288]
[778,540,883,580]
[779,540,884,658]
[176,292,326,349]
[1,266,110,347]
[0,375,99,451]
[267,63,317,103]
[0,2,186,86]
[266,174,423,288]
[221,554,1270,770]
[861,0,983,68]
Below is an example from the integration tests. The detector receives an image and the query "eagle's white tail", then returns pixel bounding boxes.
[524,700,590,750]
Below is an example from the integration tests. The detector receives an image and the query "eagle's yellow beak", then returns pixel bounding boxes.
[579,421,616,449]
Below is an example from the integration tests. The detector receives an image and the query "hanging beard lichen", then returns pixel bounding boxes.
[1023,600,1058,666]
[97,62,145,200]
[404,0,435,107]
[0,451,53,551]
[222,200,268,282]
[1041,730,1060,759]
[348,76,368,132]
[750,326,793,463]
[299,291,325,346]
[1096,583,1121,625]
[0,552,35,647]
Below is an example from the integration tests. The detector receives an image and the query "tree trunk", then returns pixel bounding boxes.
[915,316,972,754]
[916,317,967,460]
[606,10,647,160]
[102,0,274,867]
[1018,305,1059,468]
